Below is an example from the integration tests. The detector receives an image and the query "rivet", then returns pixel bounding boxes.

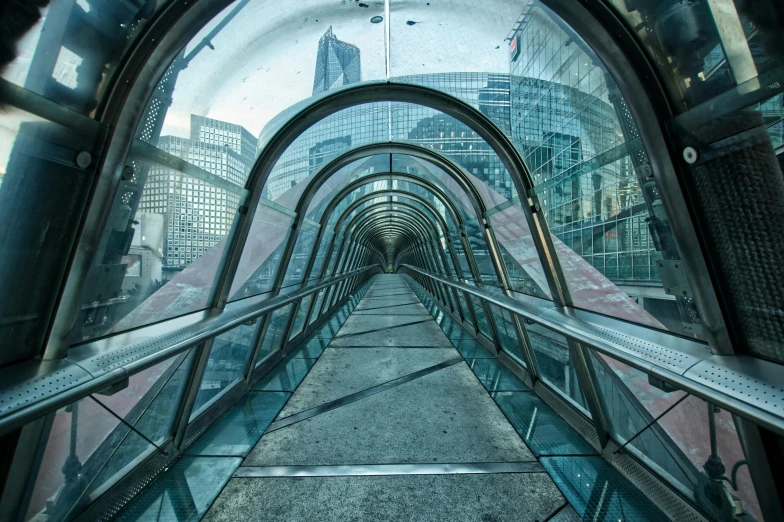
[682,147,698,164]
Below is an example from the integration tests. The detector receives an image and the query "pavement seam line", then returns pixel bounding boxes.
[264,357,464,433]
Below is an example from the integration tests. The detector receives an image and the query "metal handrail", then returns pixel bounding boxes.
[0,265,381,436]
[400,265,784,436]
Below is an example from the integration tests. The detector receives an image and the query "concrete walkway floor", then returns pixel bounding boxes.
[202,275,571,521]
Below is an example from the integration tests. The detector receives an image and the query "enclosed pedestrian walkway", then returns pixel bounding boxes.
[1,0,783,521]
[116,274,663,521]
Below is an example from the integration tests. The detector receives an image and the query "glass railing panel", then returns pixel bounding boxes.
[487,303,526,366]
[72,151,246,342]
[309,289,327,325]
[256,304,294,368]
[525,322,590,416]
[87,350,196,495]
[308,230,335,282]
[22,351,192,521]
[464,287,493,338]
[457,291,475,329]
[590,351,763,521]
[487,201,552,300]
[288,295,313,340]
[229,197,295,301]
[190,322,259,420]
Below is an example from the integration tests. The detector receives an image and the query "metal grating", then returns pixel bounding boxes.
[608,450,708,522]
[535,382,601,451]
[0,359,92,416]
[75,442,176,522]
[181,382,248,451]
[539,309,705,374]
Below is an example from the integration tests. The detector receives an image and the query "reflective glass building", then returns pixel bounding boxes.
[1,0,783,521]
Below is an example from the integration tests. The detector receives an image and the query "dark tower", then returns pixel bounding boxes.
[312,26,361,95]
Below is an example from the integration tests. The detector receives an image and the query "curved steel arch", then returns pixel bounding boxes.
[301,194,467,321]
[318,181,491,330]
[291,142,488,222]
[211,82,568,313]
[306,173,488,289]
[346,207,464,310]
[261,150,498,316]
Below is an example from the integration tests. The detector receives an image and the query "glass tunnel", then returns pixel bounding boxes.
[0,0,782,520]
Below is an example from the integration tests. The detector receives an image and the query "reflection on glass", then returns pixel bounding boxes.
[256,304,294,367]
[487,303,525,366]
[288,295,313,340]
[230,199,295,301]
[507,2,702,334]
[2,0,171,114]
[591,352,763,521]
[24,398,148,521]
[89,351,195,495]
[309,290,327,325]
[0,106,97,363]
[526,323,589,414]
[281,222,320,289]
[191,323,258,419]
[487,202,552,300]
[74,121,251,341]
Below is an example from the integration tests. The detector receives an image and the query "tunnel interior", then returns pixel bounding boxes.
[0,0,783,520]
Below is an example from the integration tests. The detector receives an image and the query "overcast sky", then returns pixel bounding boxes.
[161,0,524,139]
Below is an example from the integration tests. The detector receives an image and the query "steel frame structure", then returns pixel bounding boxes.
[1,0,783,520]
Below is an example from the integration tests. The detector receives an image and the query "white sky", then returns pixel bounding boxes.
[161,0,523,139]
[0,0,525,176]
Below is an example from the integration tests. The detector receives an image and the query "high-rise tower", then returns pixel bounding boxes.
[312,26,361,95]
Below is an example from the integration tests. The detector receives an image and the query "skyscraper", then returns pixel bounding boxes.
[312,26,361,95]
[139,115,258,268]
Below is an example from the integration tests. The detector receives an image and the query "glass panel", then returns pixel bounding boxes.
[3,0,172,114]
[24,393,152,521]
[309,290,327,325]
[605,0,774,109]
[88,351,195,494]
[288,295,313,340]
[73,145,246,342]
[230,198,294,300]
[525,322,589,415]
[256,304,294,368]
[155,0,386,198]
[308,230,334,281]
[457,291,474,328]
[487,202,552,300]
[281,222,320,289]
[463,218,501,287]
[590,352,763,521]
[190,322,258,419]
[468,294,493,339]
[487,303,525,366]
[507,2,700,334]
[0,106,98,363]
